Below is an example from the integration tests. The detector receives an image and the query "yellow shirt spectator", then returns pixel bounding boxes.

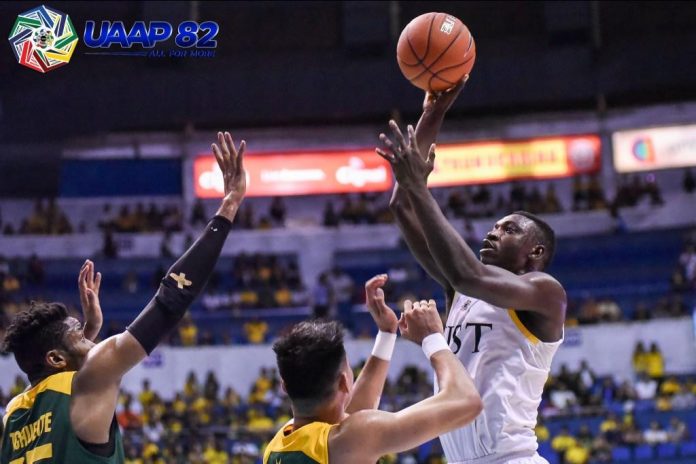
[239,289,259,307]
[660,377,681,396]
[600,417,618,433]
[244,320,268,344]
[551,432,577,454]
[179,320,198,346]
[645,347,664,379]
[203,446,229,464]
[275,287,292,307]
[565,444,590,464]
[535,423,550,442]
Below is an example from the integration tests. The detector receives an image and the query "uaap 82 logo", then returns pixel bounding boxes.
[8,5,78,73]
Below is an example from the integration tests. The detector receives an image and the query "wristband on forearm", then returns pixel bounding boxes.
[421,333,450,360]
[127,215,232,354]
[371,331,397,361]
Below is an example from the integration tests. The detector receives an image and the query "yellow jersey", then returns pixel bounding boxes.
[263,421,334,464]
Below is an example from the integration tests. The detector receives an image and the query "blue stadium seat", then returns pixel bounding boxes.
[634,444,654,460]
[657,442,678,459]
[681,441,696,457]
[611,446,631,461]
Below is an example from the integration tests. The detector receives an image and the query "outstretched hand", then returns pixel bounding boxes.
[398,299,443,345]
[78,259,103,341]
[212,131,247,204]
[376,121,435,191]
[364,274,398,333]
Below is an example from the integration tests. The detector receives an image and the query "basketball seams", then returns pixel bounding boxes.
[396,12,476,92]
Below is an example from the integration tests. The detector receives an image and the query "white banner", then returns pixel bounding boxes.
[613,123,696,172]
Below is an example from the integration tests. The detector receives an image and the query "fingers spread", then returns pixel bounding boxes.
[389,120,407,152]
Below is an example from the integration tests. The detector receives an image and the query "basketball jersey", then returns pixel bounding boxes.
[264,420,334,464]
[1,371,124,464]
[436,292,562,463]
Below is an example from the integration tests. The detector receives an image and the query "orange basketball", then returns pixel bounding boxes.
[397,12,476,92]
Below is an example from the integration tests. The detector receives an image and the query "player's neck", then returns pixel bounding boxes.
[292,399,344,428]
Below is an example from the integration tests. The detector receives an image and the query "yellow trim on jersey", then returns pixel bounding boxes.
[263,421,334,463]
[3,371,75,425]
[507,310,540,345]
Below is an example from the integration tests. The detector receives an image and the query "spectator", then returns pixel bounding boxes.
[323,200,339,227]
[27,254,44,285]
[577,360,596,391]
[117,395,143,432]
[680,244,696,285]
[190,199,207,226]
[645,342,665,381]
[269,196,287,226]
[243,317,268,344]
[103,228,118,259]
[544,184,563,213]
[311,272,333,319]
[203,371,220,401]
[684,169,696,193]
[590,435,612,462]
[621,422,644,448]
[178,314,198,347]
[667,417,690,443]
[551,426,577,463]
[632,341,647,377]
[643,421,669,446]
[550,382,577,410]
[635,373,658,400]
[328,266,355,330]
[599,412,621,444]
[572,176,588,211]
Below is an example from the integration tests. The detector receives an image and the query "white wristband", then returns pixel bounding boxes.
[421,333,450,360]
[371,331,397,361]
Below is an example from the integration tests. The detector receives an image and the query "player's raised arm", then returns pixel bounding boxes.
[329,299,482,463]
[70,131,246,444]
[378,122,566,323]
[344,274,398,413]
[379,81,466,309]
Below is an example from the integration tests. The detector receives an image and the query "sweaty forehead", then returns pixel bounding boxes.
[497,214,533,229]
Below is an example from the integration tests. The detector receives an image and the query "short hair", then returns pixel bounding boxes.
[272,321,346,407]
[513,211,556,268]
[1,302,70,379]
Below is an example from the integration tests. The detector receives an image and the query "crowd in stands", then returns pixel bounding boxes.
[540,350,696,464]
[201,254,305,313]
[3,168,694,235]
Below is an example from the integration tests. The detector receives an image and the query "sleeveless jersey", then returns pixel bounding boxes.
[437,292,562,463]
[263,421,334,464]
[1,371,124,464]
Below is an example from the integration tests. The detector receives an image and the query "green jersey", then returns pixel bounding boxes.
[1,371,124,464]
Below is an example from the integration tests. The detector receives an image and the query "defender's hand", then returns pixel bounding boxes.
[212,131,247,204]
[398,299,443,344]
[365,274,398,333]
[78,259,103,341]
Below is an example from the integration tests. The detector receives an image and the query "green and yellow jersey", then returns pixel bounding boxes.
[264,421,334,464]
[1,371,124,464]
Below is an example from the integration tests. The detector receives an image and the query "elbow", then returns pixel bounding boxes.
[455,392,483,427]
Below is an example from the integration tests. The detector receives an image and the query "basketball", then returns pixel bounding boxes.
[397,12,476,92]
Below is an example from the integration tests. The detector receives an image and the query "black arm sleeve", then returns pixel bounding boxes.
[126,215,232,354]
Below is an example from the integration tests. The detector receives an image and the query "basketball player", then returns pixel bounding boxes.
[0,131,246,463]
[264,277,483,464]
[376,85,566,463]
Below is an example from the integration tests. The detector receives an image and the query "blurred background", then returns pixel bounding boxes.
[1,1,696,463]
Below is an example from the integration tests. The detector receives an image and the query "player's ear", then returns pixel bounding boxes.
[338,371,351,395]
[529,245,545,261]
[45,349,68,369]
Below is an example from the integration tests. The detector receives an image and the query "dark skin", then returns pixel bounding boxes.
[377,87,566,342]
[30,131,248,445]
